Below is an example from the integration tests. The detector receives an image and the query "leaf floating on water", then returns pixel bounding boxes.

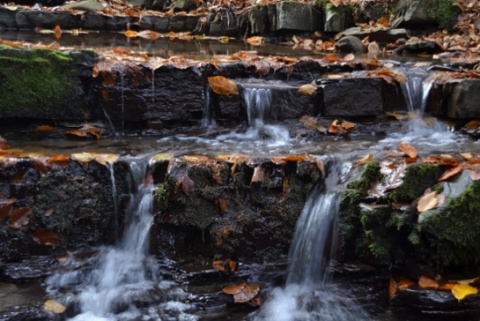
[438,165,463,182]
[298,84,317,96]
[417,191,439,213]
[223,283,260,303]
[32,229,59,246]
[245,36,265,46]
[208,76,239,96]
[44,299,66,314]
[65,125,102,140]
[399,142,417,159]
[451,284,478,302]
[9,207,32,229]
[418,275,439,289]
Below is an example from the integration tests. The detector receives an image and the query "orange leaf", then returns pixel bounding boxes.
[124,30,138,38]
[208,76,239,96]
[31,229,59,245]
[225,258,237,272]
[298,84,317,96]
[223,283,260,303]
[323,54,341,63]
[54,25,61,39]
[385,111,406,120]
[389,278,397,301]
[399,142,417,159]
[35,125,54,132]
[9,207,32,229]
[246,36,265,46]
[341,120,356,131]
[438,165,463,182]
[418,276,439,289]
[213,260,226,272]
[65,125,102,140]
[464,120,480,129]
[398,277,415,289]
[47,155,71,168]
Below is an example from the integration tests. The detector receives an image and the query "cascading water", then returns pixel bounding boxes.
[45,159,191,321]
[252,159,367,321]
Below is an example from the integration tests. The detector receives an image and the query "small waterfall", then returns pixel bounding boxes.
[253,159,367,321]
[108,162,119,241]
[120,74,125,130]
[46,158,160,321]
[401,68,429,114]
[201,86,217,128]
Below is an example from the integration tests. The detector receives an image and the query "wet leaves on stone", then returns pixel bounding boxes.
[223,283,260,304]
[298,84,317,96]
[207,76,239,96]
[399,142,418,159]
[65,124,103,140]
[32,229,60,246]
[452,283,479,302]
[438,164,463,182]
[9,207,32,229]
[213,258,236,273]
[44,299,66,314]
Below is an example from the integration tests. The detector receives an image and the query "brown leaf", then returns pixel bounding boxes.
[399,142,418,159]
[464,120,480,129]
[0,136,10,150]
[223,283,260,303]
[468,170,480,181]
[47,155,71,169]
[417,191,439,213]
[9,207,32,229]
[180,175,194,195]
[251,166,265,185]
[213,260,227,272]
[44,299,66,314]
[438,165,463,182]
[31,229,59,246]
[208,76,239,96]
[225,258,237,272]
[389,278,397,302]
[398,277,415,289]
[418,275,439,289]
[246,36,265,46]
[54,25,61,40]
[35,125,55,132]
[385,111,406,120]
[65,125,102,140]
[341,120,356,131]
[298,84,317,96]
[0,199,15,222]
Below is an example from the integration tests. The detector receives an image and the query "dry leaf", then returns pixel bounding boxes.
[124,30,138,38]
[344,53,355,61]
[44,299,66,314]
[354,153,373,166]
[298,84,317,96]
[418,275,439,289]
[385,111,406,120]
[208,76,239,96]
[251,166,265,184]
[417,191,439,213]
[389,278,397,301]
[35,125,54,132]
[9,207,32,229]
[464,120,480,129]
[399,142,417,159]
[0,199,15,222]
[438,165,463,182]
[179,176,194,195]
[468,170,480,181]
[246,36,265,46]
[341,120,356,131]
[451,284,478,302]
[31,229,59,246]
[223,283,260,303]
[65,125,102,140]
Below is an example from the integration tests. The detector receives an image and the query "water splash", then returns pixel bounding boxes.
[253,159,368,321]
[46,158,164,321]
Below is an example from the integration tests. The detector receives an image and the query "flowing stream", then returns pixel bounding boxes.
[252,159,368,321]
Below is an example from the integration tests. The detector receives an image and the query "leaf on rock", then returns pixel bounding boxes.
[208,76,239,96]
[439,154,459,166]
[298,84,317,96]
[179,175,194,196]
[251,166,265,184]
[460,152,473,160]
[54,25,61,39]
[354,153,373,167]
[65,125,102,140]
[9,207,32,229]
[246,36,265,46]
[182,155,211,163]
[385,111,406,120]
[44,299,66,314]
[35,125,55,132]
[32,229,59,246]
[399,142,417,159]
[438,165,463,182]
[341,120,356,131]
[464,120,480,129]
[124,30,138,38]
[389,278,397,301]
[344,53,355,61]
[398,277,415,289]
[47,155,71,169]
[418,276,439,289]
[0,199,15,222]
[417,191,439,213]
[468,170,480,181]
[223,283,260,303]
[451,284,478,302]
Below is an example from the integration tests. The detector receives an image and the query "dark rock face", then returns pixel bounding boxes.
[336,36,367,53]
[0,158,131,261]
[153,157,323,259]
[444,79,480,119]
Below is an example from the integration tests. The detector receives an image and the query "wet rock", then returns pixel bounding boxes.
[248,5,269,35]
[336,36,367,54]
[392,0,439,27]
[394,41,443,55]
[104,16,134,31]
[0,303,54,321]
[319,78,383,117]
[139,15,169,31]
[20,10,83,29]
[169,0,199,12]
[323,4,352,33]
[444,79,480,119]
[273,2,322,32]
[342,27,408,44]
[209,10,238,37]
[0,8,18,30]
[0,256,57,282]
[82,13,105,30]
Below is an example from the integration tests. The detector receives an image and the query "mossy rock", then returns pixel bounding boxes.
[0,46,96,119]
[415,181,480,268]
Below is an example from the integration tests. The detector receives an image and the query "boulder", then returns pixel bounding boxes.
[342,27,408,44]
[444,79,480,119]
[336,35,367,53]
[323,4,352,33]
[273,2,322,32]
[392,0,458,28]
[0,8,18,30]
[248,5,269,35]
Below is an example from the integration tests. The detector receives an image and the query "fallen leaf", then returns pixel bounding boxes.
[0,136,10,149]
[344,53,355,61]
[223,283,260,303]
[341,120,356,131]
[354,153,373,167]
[208,76,239,96]
[225,258,237,272]
[251,166,265,184]
[385,111,406,120]
[418,275,439,289]
[298,84,317,96]
[9,207,32,229]
[65,125,102,140]
[246,36,265,46]
[124,30,138,38]
[438,165,463,182]
[398,277,415,289]
[54,25,61,39]
[389,278,397,301]
[460,153,473,160]
[44,299,66,314]
[179,176,194,195]
[451,284,478,302]
[399,142,417,159]
[468,170,480,181]
[35,125,55,132]
[417,191,439,213]
[464,120,480,129]
[31,229,59,246]
[0,199,15,222]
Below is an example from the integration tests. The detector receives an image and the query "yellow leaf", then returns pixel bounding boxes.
[207,76,239,96]
[298,84,317,96]
[44,299,66,314]
[355,153,373,166]
[124,30,138,38]
[451,284,478,302]
[385,111,406,120]
[417,191,439,213]
[246,36,264,46]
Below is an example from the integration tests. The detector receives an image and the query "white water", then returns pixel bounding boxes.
[253,160,367,321]
[46,159,177,321]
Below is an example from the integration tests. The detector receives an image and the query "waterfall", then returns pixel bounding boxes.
[46,158,160,321]
[253,159,368,321]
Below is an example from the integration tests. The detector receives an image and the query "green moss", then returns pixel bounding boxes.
[386,164,442,203]
[417,182,480,267]
[347,162,382,194]
[0,47,86,118]
[428,0,460,29]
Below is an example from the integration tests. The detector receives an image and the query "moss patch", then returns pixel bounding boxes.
[0,46,93,119]
[429,0,460,29]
